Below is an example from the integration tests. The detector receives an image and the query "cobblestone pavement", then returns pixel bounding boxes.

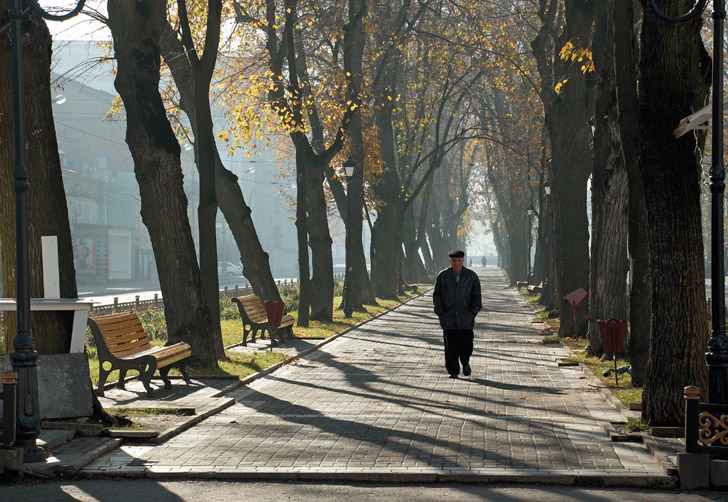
[82,268,671,484]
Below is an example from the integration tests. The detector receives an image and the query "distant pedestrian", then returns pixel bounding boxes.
[481,256,487,267]
[433,249,482,378]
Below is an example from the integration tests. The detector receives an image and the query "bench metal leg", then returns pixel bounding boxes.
[159,366,172,389]
[242,324,251,346]
[179,363,192,384]
[117,368,128,390]
[139,360,157,397]
[97,365,111,396]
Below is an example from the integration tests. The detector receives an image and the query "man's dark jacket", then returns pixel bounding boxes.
[433,266,482,330]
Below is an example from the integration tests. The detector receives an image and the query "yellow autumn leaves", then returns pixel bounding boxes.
[554,41,595,94]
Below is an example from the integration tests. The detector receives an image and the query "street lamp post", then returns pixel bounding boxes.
[526,202,535,281]
[6,0,86,461]
[649,0,728,404]
[342,158,356,318]
[543,181,551,297]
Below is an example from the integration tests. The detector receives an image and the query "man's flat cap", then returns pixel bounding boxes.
[448,249,465,258]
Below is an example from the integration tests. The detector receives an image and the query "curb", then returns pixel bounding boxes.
[81,468,678,488]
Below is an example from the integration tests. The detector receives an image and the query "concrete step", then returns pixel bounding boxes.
[23,436,122,476]
[37,429,75,451]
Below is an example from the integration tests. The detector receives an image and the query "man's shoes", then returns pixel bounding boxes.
[463,364,472,376]
[449,374,459,379]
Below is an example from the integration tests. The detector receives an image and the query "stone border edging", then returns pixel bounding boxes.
[84,467,678,488]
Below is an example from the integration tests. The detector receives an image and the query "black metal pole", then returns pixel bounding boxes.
[545,195,550,295]
[706,0,728,405]
[527,214,531,280]
[9,0,44,462]
[6,0,86,461]
[524,215,528,282]
[343,173,353,318]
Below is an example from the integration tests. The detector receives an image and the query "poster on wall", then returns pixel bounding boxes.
[73,236,107,277]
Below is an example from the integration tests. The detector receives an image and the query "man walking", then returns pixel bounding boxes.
[433,250,482,378]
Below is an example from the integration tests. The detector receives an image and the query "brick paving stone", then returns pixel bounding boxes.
[82,268,671,483]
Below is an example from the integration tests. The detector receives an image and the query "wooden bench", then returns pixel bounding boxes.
[527,282,544,296]
[231,294,294,346]
[87,312,192,396]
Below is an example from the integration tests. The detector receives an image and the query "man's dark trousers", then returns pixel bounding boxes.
[443,329,474,376]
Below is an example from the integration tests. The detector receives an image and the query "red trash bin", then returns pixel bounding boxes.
[598,318,627,385]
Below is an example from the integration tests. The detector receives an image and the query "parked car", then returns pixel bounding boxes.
[224,262,243,276]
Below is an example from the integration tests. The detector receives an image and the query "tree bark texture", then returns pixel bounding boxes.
[543,0,594,339]
[370,95,404,298]
[587,0,628,357]
[306,159,334,321]
[613,0,651,385]
[107,0,218,366]
[159,25,282,303]
[493,215,509,271]
[171,0,224,355]
[638,0,710,426]
[483,143,529,285]
[0,6,78,354]
[342,0,375,306]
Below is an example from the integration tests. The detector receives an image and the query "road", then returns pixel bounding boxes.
[77,276,299,307]
[0,479,726,502]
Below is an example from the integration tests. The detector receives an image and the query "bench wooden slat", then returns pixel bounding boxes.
[108,338,154,355]
[118,343,191,365]
[102,330,148,344]
[92,313,140,325]
[99,319,144,331]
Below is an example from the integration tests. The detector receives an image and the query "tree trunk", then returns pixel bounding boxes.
[107,0,217,366]
[343,0,375,306]
[370,85,403,298]
[503,212,529,286]
[492,214,509,272]
[159,25,282,303]
[587,0,628,357]
[215,166,282,302]
[544,0,594,338]
[294,144,311,326]
[306,160,334,321]
[192,79,223,358]
[402,206,418,283]
[614,0,651,386]
[0,7,78,354]
[371,199,403,298]
[638,0,710,426]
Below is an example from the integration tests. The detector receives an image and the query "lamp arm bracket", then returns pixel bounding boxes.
[647,0,708,23]
[26,0,87,22]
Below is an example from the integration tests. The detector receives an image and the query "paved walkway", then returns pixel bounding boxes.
[82,268,672,485]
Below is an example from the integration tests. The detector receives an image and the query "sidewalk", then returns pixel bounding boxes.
[76,268,679,486]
